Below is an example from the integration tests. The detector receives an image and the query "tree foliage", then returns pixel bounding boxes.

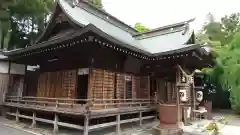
[197,12,240,113]
[134,23,150,33]
[0,0,55,49]
[0,0,105,49]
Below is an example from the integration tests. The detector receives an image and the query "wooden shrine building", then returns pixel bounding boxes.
[2,0,213,134]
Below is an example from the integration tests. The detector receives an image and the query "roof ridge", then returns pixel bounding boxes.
[74,0,139,35]
[134,18,195,36]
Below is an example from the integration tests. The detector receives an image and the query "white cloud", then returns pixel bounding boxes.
[102,0,240,31]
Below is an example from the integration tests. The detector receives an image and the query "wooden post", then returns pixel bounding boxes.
[1,107,6,118]
[5,62,11,104]
[88,58,94,100]
[192,84,196,120]
[139,111,142,127]
[116,114,121,135]
[83,116,89,135]
[31,111,36,128]
[53,113,59,135]
[175,67,181,124]
[16,108,19,123]
[176,85,181,127]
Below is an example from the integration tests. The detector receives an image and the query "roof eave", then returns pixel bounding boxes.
[133,18,195,37]
[3,24,150,56]
[152,44,201,57]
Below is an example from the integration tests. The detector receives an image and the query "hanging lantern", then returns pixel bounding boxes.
[196,91,203,102]
[179,89,188,102]
[189,76,194,84]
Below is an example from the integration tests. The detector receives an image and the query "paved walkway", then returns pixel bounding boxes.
[213,110,240,135]
[0,117,31,135]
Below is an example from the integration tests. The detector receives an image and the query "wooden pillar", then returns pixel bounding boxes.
[5,62,11,101]
[83,116,89,135]
[139,111,142,127]
[31,111,36,128]
[22,65,27,97]
[116,114,121,135]
[53,113,59,135]
[1,107,6,117]
[148,76,150,99]
[191,84,196,120]
[176,85,181,126]
[88,58,94,99]
[176,66,181,126]
[16,108,19,123]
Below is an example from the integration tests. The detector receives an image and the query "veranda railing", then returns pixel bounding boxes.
[5,96,156,112]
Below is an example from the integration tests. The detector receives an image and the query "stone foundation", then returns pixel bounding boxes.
[152,126,183,135]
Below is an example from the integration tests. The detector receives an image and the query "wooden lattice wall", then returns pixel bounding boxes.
[116,73,125,99]
[37,70,77,98]
[91,69,115,99]
[138,76,150,99]
[36,68,150,101]
[89,69,150,100]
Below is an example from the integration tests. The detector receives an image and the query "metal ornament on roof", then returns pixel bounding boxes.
[69,0,79,8]
[182,23,189,35]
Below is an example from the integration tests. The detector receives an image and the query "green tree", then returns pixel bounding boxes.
[221,13,240,44]
[134,23,150,33]
[0,0,14,49]
[217,32,240,113]
[197,12,240,113]
[0,0,54,49]
[197,13,225,46]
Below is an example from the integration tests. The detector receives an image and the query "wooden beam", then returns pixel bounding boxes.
[6,112,84,130]
[89,121,117,131]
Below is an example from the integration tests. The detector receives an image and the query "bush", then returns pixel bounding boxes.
[230,89,240,114]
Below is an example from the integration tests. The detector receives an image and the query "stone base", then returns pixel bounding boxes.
[152,126,183,135]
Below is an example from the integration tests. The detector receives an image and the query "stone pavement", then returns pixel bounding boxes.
[183,110,240,135]
[0,117,31,135]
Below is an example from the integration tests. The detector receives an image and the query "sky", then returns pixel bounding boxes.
[102,0,240,31]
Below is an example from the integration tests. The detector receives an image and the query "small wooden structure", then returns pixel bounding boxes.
[0,53,25,115]
[2,0,213,135]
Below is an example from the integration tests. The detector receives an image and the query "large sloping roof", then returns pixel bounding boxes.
[59,0,196,54]
[136,22,194,54]
[4,0,204,57]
